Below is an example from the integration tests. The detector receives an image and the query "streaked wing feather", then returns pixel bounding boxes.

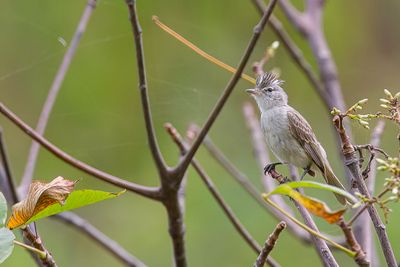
[287,110,326,173]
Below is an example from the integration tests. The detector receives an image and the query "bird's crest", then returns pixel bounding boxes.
[256,72,283,88]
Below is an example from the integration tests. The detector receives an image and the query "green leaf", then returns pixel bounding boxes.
[0,227,15,264]
[0,193,7,227]
[25,189,125,225]
[267,181,358,204]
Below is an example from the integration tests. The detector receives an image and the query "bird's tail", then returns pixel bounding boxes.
[323,166,348,205]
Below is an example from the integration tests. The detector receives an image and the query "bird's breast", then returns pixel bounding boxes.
[261,108,310,168]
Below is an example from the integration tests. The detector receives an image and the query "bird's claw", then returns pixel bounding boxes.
[263,162,282,175]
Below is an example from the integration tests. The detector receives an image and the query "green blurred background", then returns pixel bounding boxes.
[1,0,400,266]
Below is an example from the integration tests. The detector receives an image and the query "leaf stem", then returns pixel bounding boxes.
[14,240,47,259]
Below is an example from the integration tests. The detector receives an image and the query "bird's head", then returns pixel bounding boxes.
[246,72,287,112]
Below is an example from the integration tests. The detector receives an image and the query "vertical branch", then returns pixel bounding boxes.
[0,130,18,203]
[354,121,385,266]
[0,132,57,266]
[19,0,97,195]
[165,124,280,267]
[125,0,167,176]
[254,222,286,267]
[174,0,278,177]
[333,116,397,267]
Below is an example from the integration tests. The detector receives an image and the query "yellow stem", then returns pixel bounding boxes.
[14,240,47,259]
[264,196,356,257]
[152,16,256,85]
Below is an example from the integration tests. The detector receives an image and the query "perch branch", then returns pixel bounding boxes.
[254,221,286,267]
[19,0,97,196]
[0,102,161,200]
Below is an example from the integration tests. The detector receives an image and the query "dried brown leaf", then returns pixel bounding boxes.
[7,176,76,229]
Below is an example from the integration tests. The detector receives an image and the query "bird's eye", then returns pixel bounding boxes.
[263,87,273,93]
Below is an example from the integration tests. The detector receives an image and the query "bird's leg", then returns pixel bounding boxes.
[264,162,283,175]
[300,164,312,180]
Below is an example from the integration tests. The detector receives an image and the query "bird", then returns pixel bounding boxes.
[246,72,347,204]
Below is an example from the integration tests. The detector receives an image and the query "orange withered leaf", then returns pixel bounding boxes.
[288,189,346,224]
[7,176,76,229]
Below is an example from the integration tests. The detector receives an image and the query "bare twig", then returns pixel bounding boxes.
[173,0,278,178]
[165,123,279,267]
[125,0,167,176]
[19,0,97,196]
[333,115,397,267]
[254,221,286,267]
[53,212,146,267]
[0,102,161,200]
[337,217,369,267]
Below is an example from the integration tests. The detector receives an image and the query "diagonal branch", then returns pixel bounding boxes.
[254,221,286,267]
[0,102,161,200]
[333,115,397,267]
[353,120,385,266]
[165,123,280,267]
[173,0,278,178]
[125,0,167,176]
[19,0,97,196]
[53,212,146,267]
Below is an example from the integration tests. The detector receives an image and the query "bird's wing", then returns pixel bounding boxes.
[287,109,326,174]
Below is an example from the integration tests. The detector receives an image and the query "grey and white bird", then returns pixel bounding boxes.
[246,72,347,204]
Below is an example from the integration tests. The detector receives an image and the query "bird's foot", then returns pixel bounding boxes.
[299,165,313,181]
[263,162,283,175]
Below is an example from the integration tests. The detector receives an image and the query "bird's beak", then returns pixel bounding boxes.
[246,88,257,95]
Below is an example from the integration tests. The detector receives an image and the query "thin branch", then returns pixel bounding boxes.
[165,123,280,267]
[0,130,18,203]
[53,212,146,267]
[289,180,339,267]
[173,0,278,178]
[22,227,57,267]
[125,0,167,176]
[0,102,161,200]
[333,115,397,267]
[254,221,286,267]
[337,217,369,267]
[19,0,97,196]
[367,120,386,194]
[278,0,308,34]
